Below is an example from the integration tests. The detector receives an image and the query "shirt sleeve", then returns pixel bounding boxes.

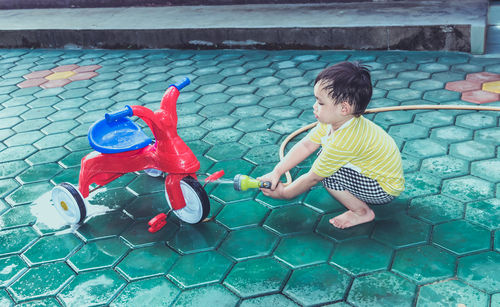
[307,122,328,144]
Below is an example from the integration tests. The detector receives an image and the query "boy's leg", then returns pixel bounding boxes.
[326,188,375,229]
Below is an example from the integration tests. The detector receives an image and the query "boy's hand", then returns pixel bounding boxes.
[257,171,281,190]
[260,182,286,199]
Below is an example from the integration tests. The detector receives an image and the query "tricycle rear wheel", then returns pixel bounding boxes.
[51,182,87,224]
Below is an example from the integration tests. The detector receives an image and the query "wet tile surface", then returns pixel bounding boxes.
[283,263,350,306]
[0,49,499,306]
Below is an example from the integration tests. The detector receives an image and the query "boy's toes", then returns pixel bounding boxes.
[330,210,374,229]
[336,220,345,229]
[338,220,349,229]
[329,217,344,229]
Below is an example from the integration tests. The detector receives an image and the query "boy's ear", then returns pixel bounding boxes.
[340,101,352,115]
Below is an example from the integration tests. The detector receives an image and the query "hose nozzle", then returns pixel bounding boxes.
[234,174,272,191]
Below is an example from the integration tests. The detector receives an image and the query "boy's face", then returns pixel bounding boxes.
[313,81,351,126]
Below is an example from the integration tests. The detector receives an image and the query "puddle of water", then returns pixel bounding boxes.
[31,191,70,232]
[30,187,116,233]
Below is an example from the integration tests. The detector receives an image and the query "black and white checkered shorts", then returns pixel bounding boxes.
[322,167,395,205]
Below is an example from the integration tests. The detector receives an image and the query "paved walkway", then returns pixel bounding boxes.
[0,0,489,53]
[0,48,499,306]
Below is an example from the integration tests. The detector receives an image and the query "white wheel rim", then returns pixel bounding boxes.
[51,185,83,224]
[166,180,203,224]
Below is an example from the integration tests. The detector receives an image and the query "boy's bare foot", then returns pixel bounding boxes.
[329,209,375,229]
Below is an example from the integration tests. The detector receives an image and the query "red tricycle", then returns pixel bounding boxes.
[51,77,211,226]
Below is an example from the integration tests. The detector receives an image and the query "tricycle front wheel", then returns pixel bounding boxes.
[165,176,210,224]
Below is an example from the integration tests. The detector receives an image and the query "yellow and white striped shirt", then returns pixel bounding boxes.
[308,116,405,196]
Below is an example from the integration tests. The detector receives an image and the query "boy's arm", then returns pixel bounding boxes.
[275,137,319,175]
[261,169,323,199]
[259,137,320,189]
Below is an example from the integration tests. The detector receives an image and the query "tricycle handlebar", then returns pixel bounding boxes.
[105,105,133,123]
[170,77,190,91]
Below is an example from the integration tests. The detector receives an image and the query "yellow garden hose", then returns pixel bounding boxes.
[279,104,500,186]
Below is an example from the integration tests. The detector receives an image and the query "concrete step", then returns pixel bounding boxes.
[488,2,500,25]
[0,0,403,9]
[0,0,489,53]
[485,2,500,55]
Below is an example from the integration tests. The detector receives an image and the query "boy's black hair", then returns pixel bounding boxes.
[315,61,372,117]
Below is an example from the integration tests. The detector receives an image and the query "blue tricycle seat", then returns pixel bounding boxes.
[88,115,152,154]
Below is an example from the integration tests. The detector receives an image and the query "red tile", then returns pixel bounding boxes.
[41,79,72,89]
[51,64,79,72]
[23,70,52,79]
[461,90,500,104]
[445,80,482,92]
[466,72,500,83]
[69,72,98,81]
[17,78,48,88]
[74,65,101,73]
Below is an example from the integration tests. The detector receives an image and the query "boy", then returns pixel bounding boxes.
[259,61,405,229]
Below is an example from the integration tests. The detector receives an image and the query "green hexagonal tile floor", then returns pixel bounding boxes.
[0,49,499,306]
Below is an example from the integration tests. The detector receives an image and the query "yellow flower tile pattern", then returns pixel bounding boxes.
[17,64,101,89]
[445,72,500,104]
